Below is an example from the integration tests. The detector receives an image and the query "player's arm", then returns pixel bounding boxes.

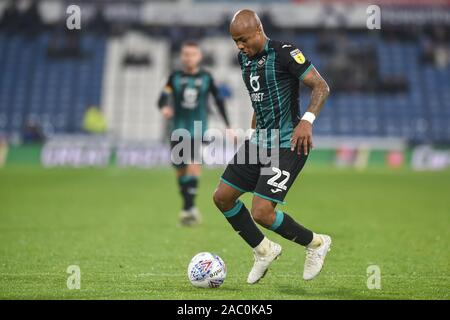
[291,67,330,155]
[157,74,174,119]
[209,75,230,128]
[301,68,330,118]
[278,43,330,155]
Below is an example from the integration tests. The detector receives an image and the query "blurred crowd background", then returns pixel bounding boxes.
[0,0,449,170]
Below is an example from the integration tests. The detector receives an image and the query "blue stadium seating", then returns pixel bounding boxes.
[0,32,106,137]
[293,33,450,143]
[0,31,448,143]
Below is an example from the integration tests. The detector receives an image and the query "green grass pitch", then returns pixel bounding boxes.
[0,166,449,299]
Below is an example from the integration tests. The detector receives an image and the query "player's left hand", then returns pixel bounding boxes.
[291,120,313,156]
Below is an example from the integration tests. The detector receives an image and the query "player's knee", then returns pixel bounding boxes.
[213,188,234,212]
[251,202,275,227]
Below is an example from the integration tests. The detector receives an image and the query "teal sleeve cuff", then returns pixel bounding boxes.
[299,64,314,81]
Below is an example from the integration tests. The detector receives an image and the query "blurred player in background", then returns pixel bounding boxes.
[213,10,332,284]
[158,41,230,226]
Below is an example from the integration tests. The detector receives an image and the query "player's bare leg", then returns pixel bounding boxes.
[177,164,201,226]
[213,181,243,213]
[251,195,331,281]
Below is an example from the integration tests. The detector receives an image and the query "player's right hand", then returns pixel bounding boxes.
[161,106,174,119]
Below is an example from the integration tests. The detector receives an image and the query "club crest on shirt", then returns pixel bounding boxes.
[290,49,305,64]
[257,56,266,68]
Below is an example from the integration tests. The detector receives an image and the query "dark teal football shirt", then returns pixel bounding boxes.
[238,39,313,148]
[158,70,229,138]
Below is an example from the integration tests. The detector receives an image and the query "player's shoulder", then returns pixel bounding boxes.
[269,40,301,54]
[164,70,181,87]
[168,69,183,79]
[270,39,309,66]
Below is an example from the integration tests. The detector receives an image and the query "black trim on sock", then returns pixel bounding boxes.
[223,201,265,248]
[272,212,313,246]
[178,177,198,211]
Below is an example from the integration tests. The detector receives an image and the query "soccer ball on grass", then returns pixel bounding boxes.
[187,252,227,288]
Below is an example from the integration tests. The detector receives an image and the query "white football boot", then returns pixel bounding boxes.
[303,234,332,280]
[179,210,192,226]
[179,207,202,226]
[189,207,202,225]
[247,238,282,284]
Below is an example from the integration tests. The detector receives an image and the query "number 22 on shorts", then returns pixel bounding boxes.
[267,167,290,194]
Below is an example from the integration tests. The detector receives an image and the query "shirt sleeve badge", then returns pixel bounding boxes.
[290,49,305,64]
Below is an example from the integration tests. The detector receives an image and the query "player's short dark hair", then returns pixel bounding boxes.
[181,40,200,49]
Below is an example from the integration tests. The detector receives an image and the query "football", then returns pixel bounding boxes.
[187,252,227,288]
